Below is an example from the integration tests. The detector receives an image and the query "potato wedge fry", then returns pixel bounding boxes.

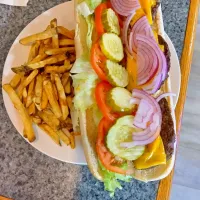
[61,72,70,86]
[43,79,62,118]
[39,124,61,146]
[59,39,74,46]
[28,54,66,69]
[64,81,71,94]
[26,78,35,107]
[19,28,56,45]
[44,65,71,74]
[62,128,75,149]
[57,130,70,146]
[50,18,59,48]
[28,102,36,115]
[41,89,48,110]
[35,74,43,105]
[66,95,73,110]
[38,110,60,131]
[28,41,40,62]
[3,84,35,142]
[45,47,75,55]
[54,74,69,120]
[10,74,21,88]
[32,116,42,124]
[57,26,74,39]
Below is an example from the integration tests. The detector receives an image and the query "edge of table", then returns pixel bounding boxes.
[156,1,200,200]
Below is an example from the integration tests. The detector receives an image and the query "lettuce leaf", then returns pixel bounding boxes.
[85,0,102,10]
[99,162,132,197]
[71,70,98,111]
[85,15,94,50]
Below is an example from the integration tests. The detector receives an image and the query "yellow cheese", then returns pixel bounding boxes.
[134,136,166,170]
[139,0,153,24]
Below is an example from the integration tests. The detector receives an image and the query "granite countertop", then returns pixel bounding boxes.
[0,1,189,200]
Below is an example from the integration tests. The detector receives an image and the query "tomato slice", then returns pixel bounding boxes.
[91,42,108,81]
[95,3,107,36]
[95,81,120,122]
[96,118,127,175]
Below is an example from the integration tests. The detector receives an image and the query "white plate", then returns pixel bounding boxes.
[2,1,180,165]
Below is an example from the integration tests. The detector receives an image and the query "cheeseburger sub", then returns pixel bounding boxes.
[71,0,177,196]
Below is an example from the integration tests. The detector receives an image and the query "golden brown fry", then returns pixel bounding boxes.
[45,47,75,55]
[50,18,59,48]
[18,70,38,99]
[68,54,76,63]
[28,41,40,62]
[3,84,35,142]
[57,26,75,39]
[10,74,21,88]
[28,102,36,115]
[11,65,32,75]
[72,132,81,136]
[44,65,71,74]
[19,28,56,45]
[59,39,74,46]
[64,81,71,94]
[62,128,75,149]
[32,116,42,124]
[26,78,35,107]
[43,79,62,118]
[41,89,48,110]
[38,110,60,131]
[54,74,69,120]
[22,87,28,105]
[43,38,52,45]
[53,84,58,101]
[61,72,70,86]
[39,124,61,146]
[35,74,43,105]
[28,54,66,69]
[57,130,70,146]
[60,117,73,130]
[66,95,73,109]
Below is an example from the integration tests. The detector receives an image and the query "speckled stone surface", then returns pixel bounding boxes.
[0,0,189,200]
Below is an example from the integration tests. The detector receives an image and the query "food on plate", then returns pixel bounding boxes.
[3,19,79,148]
[73,0,176,196]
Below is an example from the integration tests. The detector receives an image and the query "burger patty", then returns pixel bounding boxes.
[159,98,176,160]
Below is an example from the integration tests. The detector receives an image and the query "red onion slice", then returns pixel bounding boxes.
[156,93,176,102]
[110,0,140,16]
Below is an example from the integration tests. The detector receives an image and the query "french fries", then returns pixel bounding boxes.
[10,74,21,88]
[54,74,69,120]
[39,124,61,146]
[38,110,60,131]
[3,84,35,142]
[19,28,56,45]
[43,79,62,118]
[59,39,74,46]
[45,47,75,55]
[4,18,77,149]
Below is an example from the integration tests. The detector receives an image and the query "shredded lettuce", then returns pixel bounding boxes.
[71,53,91,73]
[77,0,102,17]
[99,162,132,197]
[86,15,94,50]
[85,0,102,10]
[71,71,98,111]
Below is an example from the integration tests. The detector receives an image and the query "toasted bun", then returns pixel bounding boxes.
[74,0,177,182]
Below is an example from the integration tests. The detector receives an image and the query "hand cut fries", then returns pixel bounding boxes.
[3,84,35,142]
[3,18,77,149]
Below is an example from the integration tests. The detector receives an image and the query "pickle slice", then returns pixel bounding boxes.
[105,60,128,87]
[107,87,135,113]
[102,8,120,35]
[107,116,145,161]
[100,33,124,62]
